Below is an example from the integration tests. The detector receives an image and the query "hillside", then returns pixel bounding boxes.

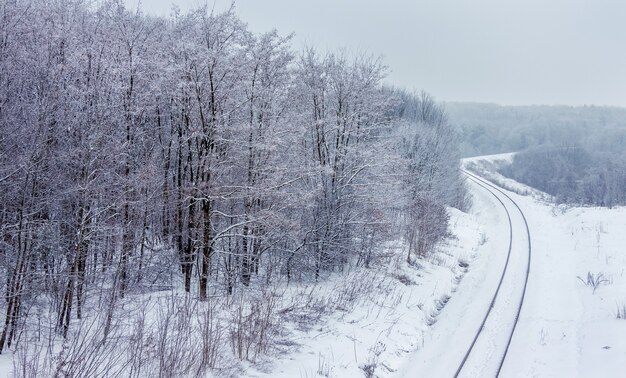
[446,102,626,157]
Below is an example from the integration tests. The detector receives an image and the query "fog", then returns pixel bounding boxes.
[126,0,626,107]
[3,2,626,376]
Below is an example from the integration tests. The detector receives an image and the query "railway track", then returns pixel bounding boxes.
[454,170,532,377]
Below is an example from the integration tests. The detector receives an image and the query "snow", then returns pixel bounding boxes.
[245,206,486,377]
[0,355,9,377]
[459,154,626,377]
[504,200,626,377]
[2,153,625,377]
[396,164,518,377]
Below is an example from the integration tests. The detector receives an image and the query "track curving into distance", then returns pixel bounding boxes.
[454,170,532,378]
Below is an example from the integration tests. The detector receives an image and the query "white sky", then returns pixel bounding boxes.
[126,0,626,107]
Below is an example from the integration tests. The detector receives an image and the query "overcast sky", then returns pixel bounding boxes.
[126,0,626,107]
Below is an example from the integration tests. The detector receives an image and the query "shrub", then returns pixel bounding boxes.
[577,272,610,294]
[617,303,626,320]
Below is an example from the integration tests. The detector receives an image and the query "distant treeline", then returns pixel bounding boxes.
[449,102,626,206]
[447,102,626,157]
[500,146,626,206]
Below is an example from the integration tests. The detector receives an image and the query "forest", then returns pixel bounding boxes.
[500,144,626,206]
[449,103,626,206]
[0,1,467,375]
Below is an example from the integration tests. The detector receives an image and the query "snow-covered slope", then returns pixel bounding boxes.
[3,154,624,377]
[245,206,485,377]
[459,154,626,377]
[396,168,517,377]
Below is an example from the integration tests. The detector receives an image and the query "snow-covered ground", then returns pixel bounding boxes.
[249,149,626,378]
[393,161,529,377]
[460,154,626,377]
[2,154,624,377]
[245,206,485,377]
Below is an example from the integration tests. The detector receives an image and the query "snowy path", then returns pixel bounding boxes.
[399,155,626,378]
[454,154,626,377]
[455,171,531,377]
[397,167,531,377]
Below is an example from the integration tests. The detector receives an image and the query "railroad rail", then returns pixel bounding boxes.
[454,170,532,377]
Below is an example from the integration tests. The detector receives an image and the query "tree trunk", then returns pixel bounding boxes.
[199,199,213,300]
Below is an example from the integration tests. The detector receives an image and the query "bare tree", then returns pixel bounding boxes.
[0,1,467,363]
